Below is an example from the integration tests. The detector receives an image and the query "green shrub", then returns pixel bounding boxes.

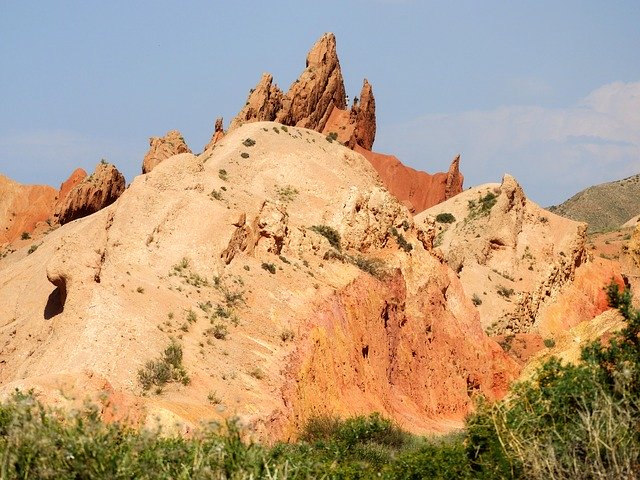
[27,244,38,255]
[138,340,190,391]
[325,132,338,143]
[208,323,229,340]
[435,212,456,223]
[261,262,276,274]
[242,138,256,147]
[390,227,413,252]
[465,279,640,479]
[472,293,483,306]
[240,152,250,159]
[218,169,228,181]
[543,338,556,348]
[309,225,341,250]
[20,232,30,240]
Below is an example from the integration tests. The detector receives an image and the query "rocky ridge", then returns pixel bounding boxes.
[418,175,620,336]
[54,162,126,225]
[202,33,461,213]
[142,130,192,174]
[0,122,517,438]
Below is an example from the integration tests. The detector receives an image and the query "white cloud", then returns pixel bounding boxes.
[376,81,640,206]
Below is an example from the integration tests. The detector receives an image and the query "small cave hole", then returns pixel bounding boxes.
[361,345,369,359]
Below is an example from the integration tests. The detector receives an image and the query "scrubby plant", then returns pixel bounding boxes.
[496,285,515,298]
[309,224,341,250]
[137,340,190,391]
[275,185,299,203]
[280,329,295,342]
[261,262,276,274]
[466,279,640,479]
[208,323,229,340]
[543,338,556,348]
[325,132,338,143]
[218,169,228,181]
[389,227,413,252]
[435,212,456,223]
[27,244,38,255]
[472,293,483,306]
[20,232,30,240]
[242,138,256,147]
[240,152,250,159]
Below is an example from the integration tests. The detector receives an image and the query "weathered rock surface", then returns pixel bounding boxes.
[204,117,226,151]
[0,122,517,439]
[0,175,57,244]
[142,130,191,174]
[322,79,376,150]
[54,162,126,225]
[227,33,346,135]
[357,148,464,213]
[207,33,462,214]
[418,175,611,336]
[622,224,640,306]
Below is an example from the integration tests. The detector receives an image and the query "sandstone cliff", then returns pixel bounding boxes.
[357,148,463,213]
[54,161,126,225]
[0,122,517,439]
[418,175,618,336]
[142,130,191,174]
[204,33,462,214]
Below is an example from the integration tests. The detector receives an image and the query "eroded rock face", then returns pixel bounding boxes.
[419,174,592,335]
[227,33,347,134]
[357,148,464,213]
[322,79,377,150]
[208,33,461,214]
[622,224,640,307]
[204,118,226,151]
[0,175,57,244]
[0,122,516,439]
[142,130,191,174]
[54,162,126,225]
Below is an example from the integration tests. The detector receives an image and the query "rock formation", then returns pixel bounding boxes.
[53,161,126,225]
[622,224,640,306]
[225,33,346,135]
[204,117,225,151]
[204,33,462,213]
[357,148,463,212]
[0,122,517,439]
[0,175,58,244]
[418,174,613,335]
[322,79,377,150]
[142,130,191,174]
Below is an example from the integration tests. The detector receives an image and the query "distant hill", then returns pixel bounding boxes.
[548,174,640,232]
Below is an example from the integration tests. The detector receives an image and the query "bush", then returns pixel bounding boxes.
[20,232,30,240]
[325,132,338,143]
[208,323,229,340]
[465,278,640,479]
[240,152,250,159]
[390,227,413,252]
[309,225,341,250]
[242,138,256,147]
[435,212,456,224]
[261,262,276,274]
[138,340,190,391]
[472,293,483,306]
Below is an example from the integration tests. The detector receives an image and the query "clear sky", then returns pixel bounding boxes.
[1,0,639,206]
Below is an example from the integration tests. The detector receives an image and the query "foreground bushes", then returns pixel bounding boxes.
[1,280,638,478]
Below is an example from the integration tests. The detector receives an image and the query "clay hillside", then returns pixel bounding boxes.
[0,33,633,442]
[549,173,640,233]
[0,122,518,438]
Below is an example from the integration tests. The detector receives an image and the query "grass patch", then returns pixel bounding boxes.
[137,340,190,391]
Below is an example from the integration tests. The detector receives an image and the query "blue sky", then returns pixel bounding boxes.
[1,1,639,206]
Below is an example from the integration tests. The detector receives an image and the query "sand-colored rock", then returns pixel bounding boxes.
[419,174,591,335]
[0,122,517,439]
[357,148,464,213]
[54,162,126,225]
[622,224,640,305]
[227,75,284,132]
[142,130,191,174]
